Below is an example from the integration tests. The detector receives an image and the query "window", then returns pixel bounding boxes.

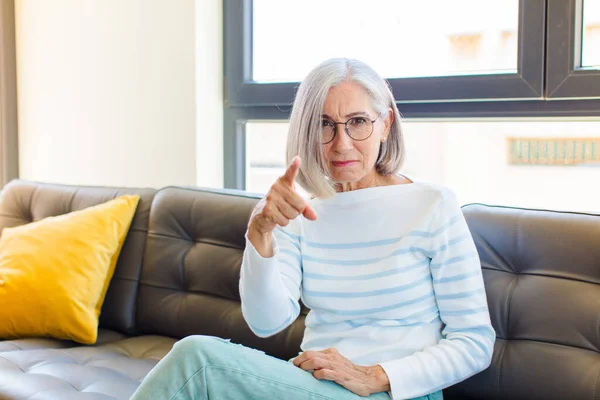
[226,0,545,106]
[252,1,519,82]
[245,122,288,194]
[245,119,600,212]
[224,0,600,212]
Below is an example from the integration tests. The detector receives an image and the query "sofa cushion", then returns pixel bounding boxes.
[0,335,176,400]
[445,204,600,400]
[136,187,307,361]
[0,195,140,344]
[0,180,157,335]
[0,329,128,353]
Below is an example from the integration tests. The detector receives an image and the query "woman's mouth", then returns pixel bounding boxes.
[331,160,358,167]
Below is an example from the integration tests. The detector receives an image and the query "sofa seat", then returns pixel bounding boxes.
[0,335,176,400]
[0,330,128,353]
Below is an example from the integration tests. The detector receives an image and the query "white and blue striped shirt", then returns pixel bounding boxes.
[240,182,495,399]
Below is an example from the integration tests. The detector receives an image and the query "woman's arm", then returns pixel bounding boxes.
[240,157,316,338]
[379,188,496,399]
[240,222,303,338]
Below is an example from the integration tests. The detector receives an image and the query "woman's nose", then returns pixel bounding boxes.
[331,124,352,151]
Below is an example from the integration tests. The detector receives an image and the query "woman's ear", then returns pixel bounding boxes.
[383,108,394,135]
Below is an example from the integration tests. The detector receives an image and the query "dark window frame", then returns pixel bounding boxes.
[546,0,600,98]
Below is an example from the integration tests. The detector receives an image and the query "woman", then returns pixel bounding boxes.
[131,58,495,400]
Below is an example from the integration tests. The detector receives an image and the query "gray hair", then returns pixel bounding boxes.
[286,58,406,198]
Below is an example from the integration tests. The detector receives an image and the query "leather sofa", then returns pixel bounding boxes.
[0,179,598,400]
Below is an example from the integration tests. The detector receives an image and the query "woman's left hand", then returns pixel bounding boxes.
[293,348,390,396]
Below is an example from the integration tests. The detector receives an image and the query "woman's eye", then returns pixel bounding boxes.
[322,120,334,128]
[350,117,367,125]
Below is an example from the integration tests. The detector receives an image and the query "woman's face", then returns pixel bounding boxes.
[321,81,393,191]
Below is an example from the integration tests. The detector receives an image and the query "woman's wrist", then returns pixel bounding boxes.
[363,365,391,395]
[247,224,274,258]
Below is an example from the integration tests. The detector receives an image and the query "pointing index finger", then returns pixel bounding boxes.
[281,156,301,187]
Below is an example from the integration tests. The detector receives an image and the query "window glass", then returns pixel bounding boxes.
[252,0,519,82]
[246,120,600,213]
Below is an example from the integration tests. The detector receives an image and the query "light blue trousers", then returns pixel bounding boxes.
[130,335,443,400]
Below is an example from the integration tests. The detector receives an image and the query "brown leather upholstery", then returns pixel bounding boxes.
[0,180,598,400]
[136,187,307,361]
[445,204,600,400]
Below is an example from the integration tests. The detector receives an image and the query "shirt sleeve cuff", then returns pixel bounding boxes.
[378,358,415,400]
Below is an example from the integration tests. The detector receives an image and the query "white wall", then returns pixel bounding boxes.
[195,0,223,189]
[15,0,223,189]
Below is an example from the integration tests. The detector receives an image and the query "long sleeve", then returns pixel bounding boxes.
[239,220,303,338]
[379,188,496,400]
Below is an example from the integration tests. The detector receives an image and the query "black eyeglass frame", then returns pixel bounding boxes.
[321,113,384,145]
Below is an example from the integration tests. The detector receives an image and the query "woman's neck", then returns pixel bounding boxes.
[335,173,410,193]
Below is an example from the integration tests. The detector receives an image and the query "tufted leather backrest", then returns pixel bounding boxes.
[136,187,306,361]
[446,204,600,400]
[0,180,156,335]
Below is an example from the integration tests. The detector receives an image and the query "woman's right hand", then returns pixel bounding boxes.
[247,156,317,257]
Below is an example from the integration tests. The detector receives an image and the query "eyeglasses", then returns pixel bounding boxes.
[321,113,383,145]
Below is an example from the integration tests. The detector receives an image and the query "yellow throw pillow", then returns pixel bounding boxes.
[0,195,140,344]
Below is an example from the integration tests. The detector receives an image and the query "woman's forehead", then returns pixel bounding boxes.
[323,82,374,114]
